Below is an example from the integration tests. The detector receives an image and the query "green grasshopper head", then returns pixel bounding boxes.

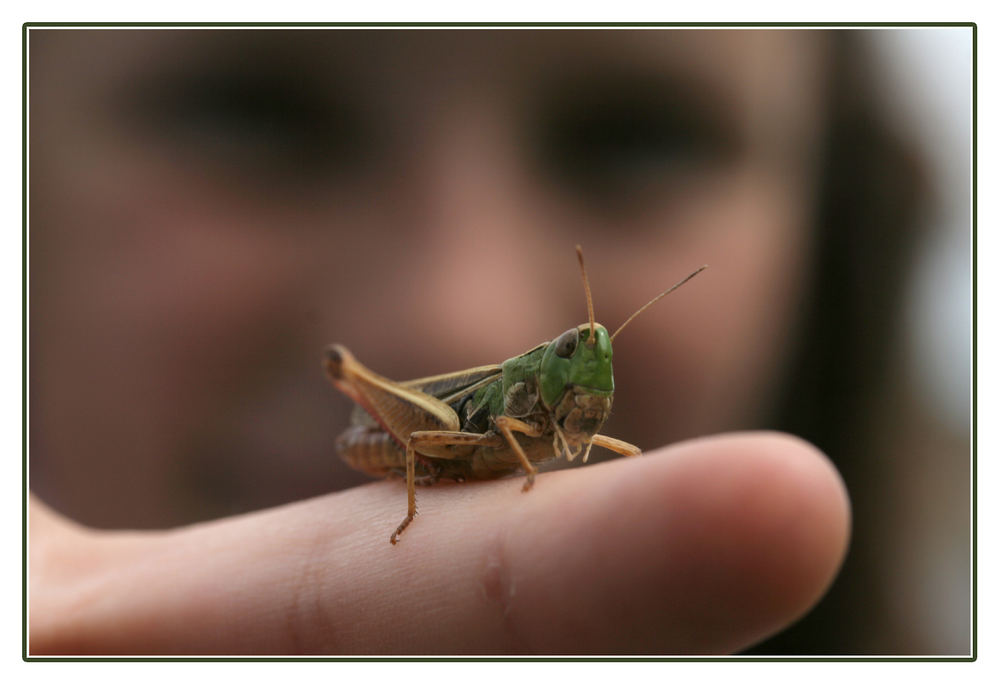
[539,323,614,409]
[539,323,615,453]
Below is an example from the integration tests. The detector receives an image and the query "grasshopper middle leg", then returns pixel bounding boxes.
[494,415,544,492]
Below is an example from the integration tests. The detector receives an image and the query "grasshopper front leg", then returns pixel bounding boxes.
[590,434,641,457]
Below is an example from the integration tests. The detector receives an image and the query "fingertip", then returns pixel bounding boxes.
[635,432,852,651]
[498,431,850,654]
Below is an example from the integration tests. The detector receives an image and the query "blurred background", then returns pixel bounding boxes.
[28,27,971,655]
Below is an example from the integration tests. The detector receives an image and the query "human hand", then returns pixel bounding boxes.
[29,431,849,655]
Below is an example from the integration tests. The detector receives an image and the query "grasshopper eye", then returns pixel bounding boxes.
[554,328,579,358]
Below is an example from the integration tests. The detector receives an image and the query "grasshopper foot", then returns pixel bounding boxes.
[390,514,414,545]
[521,472,536,493]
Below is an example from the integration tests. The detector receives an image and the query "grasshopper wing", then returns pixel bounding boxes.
[402,342,546,405]
[346,365,502,428]
[401,365,503,406]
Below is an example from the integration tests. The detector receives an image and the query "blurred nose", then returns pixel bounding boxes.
[387,97,555,368]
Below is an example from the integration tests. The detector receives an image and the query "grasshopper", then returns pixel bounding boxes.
[324,247,706,544]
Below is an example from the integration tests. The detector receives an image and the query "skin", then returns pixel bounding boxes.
[31,433,849,655]
[28,30,847,653]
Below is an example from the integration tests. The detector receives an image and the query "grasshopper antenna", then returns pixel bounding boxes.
[575,245,596,344]
[610,265,708,343]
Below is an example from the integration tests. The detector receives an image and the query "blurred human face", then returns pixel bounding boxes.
[29,29,829,526]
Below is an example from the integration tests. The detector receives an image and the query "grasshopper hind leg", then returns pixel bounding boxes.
[389,460,442,485]
[390,439,417,545]
[389,429,505,545]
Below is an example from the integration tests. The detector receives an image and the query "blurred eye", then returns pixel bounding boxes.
[119,64,367,184]
[554,328,579,358]
[530,72,741,207]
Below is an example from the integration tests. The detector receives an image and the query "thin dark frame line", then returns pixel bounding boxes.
[21,20,977,663]
[22,21,978,28]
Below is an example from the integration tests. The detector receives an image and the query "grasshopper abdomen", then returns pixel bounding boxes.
[335,424,401,478]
